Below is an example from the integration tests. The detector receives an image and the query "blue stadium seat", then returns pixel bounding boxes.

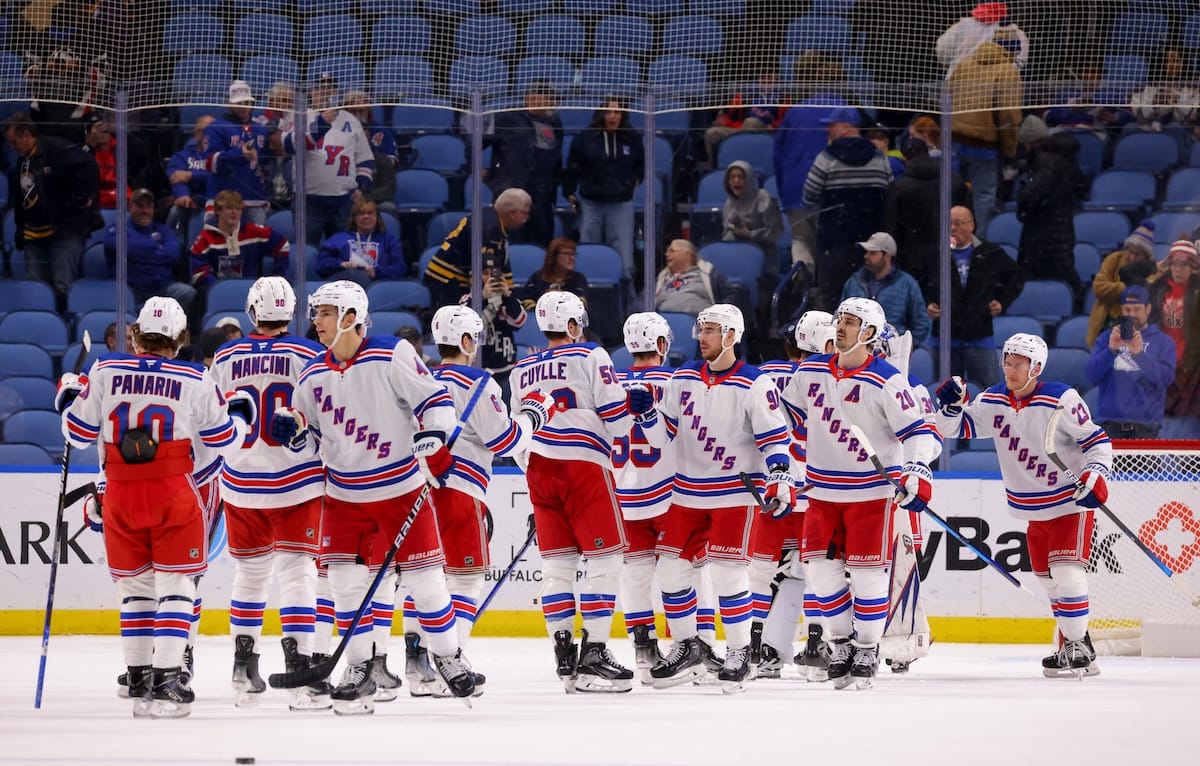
[425,0,481,14]
[948,450,1001,474]
[562,0,617,14]
[203,312,255,335]
[1149,212,1200,244]
[1042,348,1092,393]
[498,0,554,14]
[304,15,364,56]
[909,347,935,385]
[1103,55,1148,97]
[514,320,546,352]
[576,244,622,285]
[648,55,707,99]
[580,56,642,99]
[785,15,852,54]
[1163,167,1200,212]
[662,16,723,58]
[173,55,233,101]
[227,0,282,11]
[811,0,856,13]
[464,177,495,206]
[1184,13,1200,51]
[0,376,55,411]
[371,15,430,57]
[266,210,294,242]
[297,0,354,13]
[1109,12,1169,51]
[1074,243,1102,285]
[1074,212,1131,253]
[0,311,68,353]
[412,135,467,174]
[455,15,516,57]
[164,14,224,54]
[392,102,456,134]
[593,16,653,58]
[448,57,509,102]
[173,0,222,12]
[1056,316,1092,351]
[1005,281,1074,322]
[0,53,25,100]
[69,443,102,469]
[367,280,431,311]
[632,175,667,212]
[0,280,55,312]
[1112,132,1179,173]
[1,344,54,379]
[307,56,365,89]
[689,0,747,15]
[426,211,467,250]
[240,56,300,98]
[715,133,774,177]
[986,212,1022,247]
[369,311,422,337]
[418,247,440,280]
[67,281,133,316]
[2,410,65,455]
[609,346,634,369]
[1069,130,1105,180]
[699,242,765,308]
[661,312,699,362]
[234,14,293,57]
[509,244,546,283]
[75,312,134,346]
[206,280,256,315]
[1083,170,1156,213]
[626,0,685,14]
[393,170,450,212]
[515,56,576,89]
[82,242,112,279]
[694,170,728,208]
[992,315,1043,342]
[0,443,54,466]
[374,57,434,101]
[525,15,585,58]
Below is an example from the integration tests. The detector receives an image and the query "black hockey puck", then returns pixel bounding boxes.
[235,759,255,765]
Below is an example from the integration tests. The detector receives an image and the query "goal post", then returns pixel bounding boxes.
[1090,439,1200,657]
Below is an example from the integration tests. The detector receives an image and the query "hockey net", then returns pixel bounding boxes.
[1089,440,1200,657]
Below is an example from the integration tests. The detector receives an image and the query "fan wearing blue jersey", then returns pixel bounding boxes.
[935,333,1112,677]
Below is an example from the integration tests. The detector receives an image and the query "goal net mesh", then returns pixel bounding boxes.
[1090,441,1200,656]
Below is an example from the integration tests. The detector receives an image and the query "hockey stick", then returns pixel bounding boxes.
[1044,406,1200,608]
[737,471,813,514]
[475,513,537,621]
[847,424,1037,598]
[35,331,92,709]
[268,375,489,689]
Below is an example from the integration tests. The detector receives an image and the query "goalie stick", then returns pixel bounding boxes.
[1044,406,1200,608]
[35,331,91,709]
[847,424,1037,598]
[267,375,490,690]
[475,513,536,621]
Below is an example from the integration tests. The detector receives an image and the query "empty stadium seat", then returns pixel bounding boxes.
[0,376,55,411]
[392,102,456,134]
[509,244,546,283]
[992,315,1043,342]
[0,280,55,312]
[0,443,54,466]
[1149,211,1200,244]
[463,177,495,206]
[1074,212,1131,253]
[370,15,431,57]
[173,55,233,101]
[1163,167,1200,212]
[715,133,774,177]
[76,312,134,346]
[82,243,112,279]
[648,55,707,99]
[307,56,365,89]
[455,15,517,57]
[67,281,134,316]
[1005,281,1074,322]
[626,0,685,16]
[234,13,293,57]
[1083,170,1155,213]
[0,311,69,353]
[412,135,467,174]
[661,312,699,362]
[370,311,423,337]
[265,211,295,243]
[909,346,935,385]
[448,56,509,102]
[580,56,642,99]
[785,15,853,54]
[1102,54,1148,95]
[1055,316,1092,351]
[164,14,224,54]
[562,0,617,14]
[366,281,431,311]
[1112,132,1179,173]
[576,244,623,285]
[662,15,723,58]
[1109,12,1169,51]
[373,57,434,100]
[303,15,363,55]
[514,320,546,352]
[699,241,765,308]
[609,346,634,369]
[1074,243,1102,285]
[498,0,554,15]
[394,170,450,212]
[525,15,585,57]
[2,410,65,455]
[241,55,300,97]
[0,344,54,379]
[515,56,575,90]
[1041,348,1092,393]
[206,280,256,316]
[690,0,748,15]
[593,16,653,58]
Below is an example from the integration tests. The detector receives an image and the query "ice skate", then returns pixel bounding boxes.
[827,638,857,690]
[749,621,764,665]
[798,624,830,682]
[149,667,194,719]
[404,632,443,697]
[552,630,579,693]
[331,661,376,716]
[126,666,152,717]
[693,639,724,685]
[756,643,783,679]
[230,635,266,707]
[432,648,477,706]
[1043,633,1100,679]
[631,625,664,686]
[718,646,752,694]
[434,671,486,698]
[575,629,634,693]
[887,659,911,674]
[850,643,879,690]
[117,664,152,701]
[370,652,402,702]
[650,636,707,689]
[281,638,331,712]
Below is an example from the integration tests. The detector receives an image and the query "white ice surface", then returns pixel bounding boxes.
[2,636,1198,766]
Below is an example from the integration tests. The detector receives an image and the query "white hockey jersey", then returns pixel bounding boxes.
[647,360,792,510]
[759,359,807,483]
[510,342,636,467]
[283,109,374,197]
[292,337,456,503]
[781,354,942,503]
[209,334,326,509]
[613,365,675,521]
[432,363,535,502]
[937,381,1112,521]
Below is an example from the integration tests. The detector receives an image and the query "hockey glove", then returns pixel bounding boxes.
[934,376,967,415]
[1073,465,1109,509]
[518,390,554,432]
[625,383,658,425]
[269,407,308,447]
[413,430,454,488]
[82,481,105,533]
[897,461,933,513]
[225,390,257,426]
[55,373,88,413]
[763,458,797,520]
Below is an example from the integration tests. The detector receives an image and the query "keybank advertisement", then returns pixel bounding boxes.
[2,467,1197,641]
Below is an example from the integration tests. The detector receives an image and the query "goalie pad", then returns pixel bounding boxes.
[880,500,931,666]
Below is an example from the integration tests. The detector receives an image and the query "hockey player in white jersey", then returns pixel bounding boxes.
[780,297,942,689]
[510,292,645,693]
[639,303,797,692]
[934,333,1112,676]
[282,103,375,244]
[269,281,476,714]
[208,276,329,710]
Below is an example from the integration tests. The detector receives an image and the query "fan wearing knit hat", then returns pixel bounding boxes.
[1148,239,1199,365]
[1085,219,1158,347]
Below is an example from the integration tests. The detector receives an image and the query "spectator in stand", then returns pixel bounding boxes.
[83,118,125,209]
[104,321,133,353]
[259,81,297,212]
[103,188,195,311]
[23,43,106,144]
[865,123,906,179]
[4,112,102,308]
[1085,285,1176,440]
[721,160,784,279]
[840,232,930,346]
[522,237,589,309]
[341,90,400,218]
[190,190,290,294]
[802,107,893,310]
[395,325,434,366]
[936,3,1029,75]
[885,129,970,300]
[947,23,1022,234]
[654,239,736,317]
[423,187,531,307]
[1086,220,1157,347]
[315,198,406,287]
[928,205,1023,387]
[563,96,643,284]
[486,80,563,247]
[773,53,847,275]
[1015,118,1087,296]
[166,115,214,257]
[203,80,276,225]
[1148,240,1198,376]
[703,69,781,168]
[214,316,244,342]
[309,72,339,112]
[1127,49,1198,147]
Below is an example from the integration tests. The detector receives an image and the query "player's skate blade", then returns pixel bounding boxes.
[826,639,857,690]
[149,667,194,719]
[433,671,486,698]
[632,625,664,687]
[650,637,707,689]
[231,635,266,708]
[331,662,376,716]
[404,632,443,697]
[1042,635,1100,679]
[432,649,477,707]
[756,644,783,680]
[370,653,402,702]
[575,631,634,693]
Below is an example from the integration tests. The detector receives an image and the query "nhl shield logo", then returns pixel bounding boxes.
[189,547,200,559]
[306,527,315,538]
[464,555,475,566]
[594,537,604,548]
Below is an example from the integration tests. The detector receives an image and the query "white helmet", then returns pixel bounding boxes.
[624,312,672,356]
[695,303,744,346]
[308,280,370,346]
[793,310,834,354]
[136,296,188,339]
[246,276,296,324]
[431,304,484,358]
[1003,332,1048,373]
[835,297,886,352]
[535,291,588,338]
